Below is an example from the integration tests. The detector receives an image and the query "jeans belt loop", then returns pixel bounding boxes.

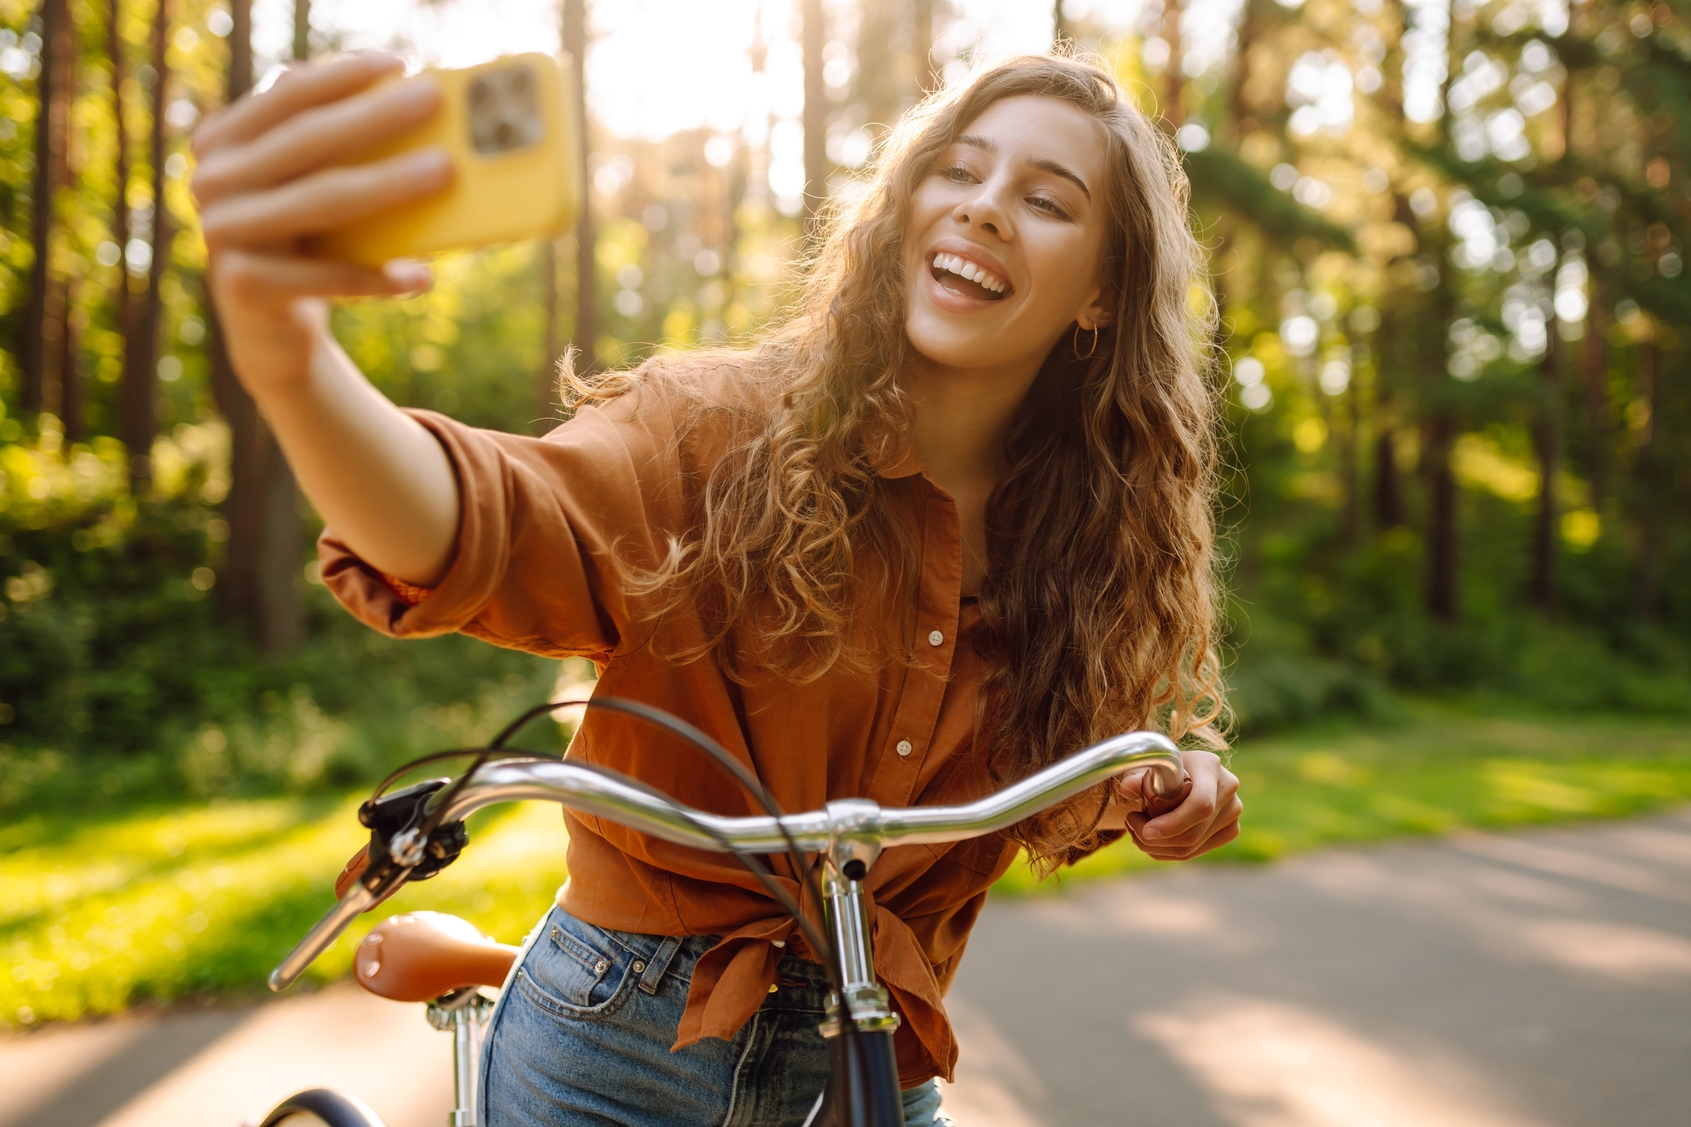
[639,935,685,995]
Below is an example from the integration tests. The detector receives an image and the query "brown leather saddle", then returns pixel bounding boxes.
[335,845,522,1003]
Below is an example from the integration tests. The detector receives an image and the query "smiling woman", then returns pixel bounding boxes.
[191,48,1235,1126]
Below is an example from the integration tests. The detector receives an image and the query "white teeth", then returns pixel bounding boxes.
[933,252,1006,294]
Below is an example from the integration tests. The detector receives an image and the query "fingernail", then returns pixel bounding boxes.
[1141,826,1161,840]
[384,260,432,289]
[406,147,450,174]
[399,78,441,108]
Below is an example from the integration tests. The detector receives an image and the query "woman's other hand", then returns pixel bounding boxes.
[190,53,451,399]
[1115,750,1241,860]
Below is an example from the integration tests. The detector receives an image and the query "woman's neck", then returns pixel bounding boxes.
[902,353,1043,490]
[902,352,1044,596]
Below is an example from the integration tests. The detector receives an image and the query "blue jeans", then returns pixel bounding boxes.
[481,904,951,1126]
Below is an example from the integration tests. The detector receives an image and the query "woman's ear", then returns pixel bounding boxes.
[1077,286,1116,332]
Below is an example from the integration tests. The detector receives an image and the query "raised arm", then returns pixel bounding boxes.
[191,54,459,586]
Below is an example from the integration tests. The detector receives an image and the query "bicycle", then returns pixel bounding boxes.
[257,698,1184,1127]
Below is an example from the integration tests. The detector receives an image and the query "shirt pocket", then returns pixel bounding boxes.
[517,916,639,1021]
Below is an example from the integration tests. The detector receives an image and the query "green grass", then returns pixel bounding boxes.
[7,704,1691,1029]
[998,703,1691,893]
[1,798,571,1029]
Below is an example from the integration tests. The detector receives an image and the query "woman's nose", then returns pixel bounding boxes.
[953,185,1011,238]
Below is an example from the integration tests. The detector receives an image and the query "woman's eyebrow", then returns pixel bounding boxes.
[1028,157,1091,202]
[955,134,1091,202]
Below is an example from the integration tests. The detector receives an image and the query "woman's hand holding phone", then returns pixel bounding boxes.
[187,53,461,588]
[191,53,450,396]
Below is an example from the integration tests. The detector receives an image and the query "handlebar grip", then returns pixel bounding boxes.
[269,883,378,992]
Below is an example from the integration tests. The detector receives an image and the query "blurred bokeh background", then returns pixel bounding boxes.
[2,0,1690,1038]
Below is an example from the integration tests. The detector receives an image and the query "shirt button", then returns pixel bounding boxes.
[928,630,944,646]
[896,740,913,757]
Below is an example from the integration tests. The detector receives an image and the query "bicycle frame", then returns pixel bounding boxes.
[269,730,1184,1126]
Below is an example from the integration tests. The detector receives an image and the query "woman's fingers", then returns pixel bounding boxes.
[1136,813,1240,861]
[213,249,433,304]
[193,77,443,204]
[1129,792,1242,854]
[1126,749,1242,860]
[1137,751,1225,840]
[200,146,453,252]
[193,53,405,158]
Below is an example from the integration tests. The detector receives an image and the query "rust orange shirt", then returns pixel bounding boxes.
[320,360,1117,1086]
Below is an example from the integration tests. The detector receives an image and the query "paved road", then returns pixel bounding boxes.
[943,807,1691,1127]
[4,808,1688,1127]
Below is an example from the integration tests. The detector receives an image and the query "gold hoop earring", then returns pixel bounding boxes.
[1073,323,1100,361]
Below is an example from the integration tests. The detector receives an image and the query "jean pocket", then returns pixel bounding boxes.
[516,914,638,1020]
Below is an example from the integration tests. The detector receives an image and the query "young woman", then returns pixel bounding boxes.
[191,50,1241,1127]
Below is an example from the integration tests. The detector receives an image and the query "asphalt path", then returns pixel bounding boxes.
[3,807,1687,1127]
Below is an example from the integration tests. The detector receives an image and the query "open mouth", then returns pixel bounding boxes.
[929,251,1011,301]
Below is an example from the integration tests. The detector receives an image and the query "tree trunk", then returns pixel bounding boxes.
[1373,425,1404,528]
[109,0,132,447]
[1228,0,1261,141]
[1581,277,1608,512]
[563,0,597,374]
[539,236,561,423]
[801,0,827,233]
[1529,336,1561,611]
[123,0,168,486]
[22,0,72,418]
[1339,374,1359,547]
[59,272,82,442]
[210,0,302,655]
[1372,312,1405,530]
[1162,0,1184,128]
[1424,408,1458,621]
[913,0,939,94]
[292,0,309,59]
[48,8,79,434]
[1634,336,1660,621]
[1054,0,1069,44]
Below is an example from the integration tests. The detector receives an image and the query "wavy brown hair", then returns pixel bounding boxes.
[570,52,1227,872]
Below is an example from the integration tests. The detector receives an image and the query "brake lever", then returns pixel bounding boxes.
[269,882,380,991]
[268,779,473,992]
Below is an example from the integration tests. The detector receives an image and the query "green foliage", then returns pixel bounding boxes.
[0,413,568,816]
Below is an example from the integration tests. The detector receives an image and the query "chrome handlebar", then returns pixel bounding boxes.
[269,730,1183,991]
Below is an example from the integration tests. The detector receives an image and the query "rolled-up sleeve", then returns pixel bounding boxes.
[318,381,685,662]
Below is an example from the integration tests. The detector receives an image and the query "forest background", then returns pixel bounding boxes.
[3,0,1691,1027]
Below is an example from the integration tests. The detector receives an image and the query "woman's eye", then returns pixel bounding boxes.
[1028,196,1069,218]
[944,164,976,183]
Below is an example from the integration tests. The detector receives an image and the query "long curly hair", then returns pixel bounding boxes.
[569,52,1227,871]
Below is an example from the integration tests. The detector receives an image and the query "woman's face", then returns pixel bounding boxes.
[903,94,1115,374]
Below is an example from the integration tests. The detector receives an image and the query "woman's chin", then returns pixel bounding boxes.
[905,311,1006,370]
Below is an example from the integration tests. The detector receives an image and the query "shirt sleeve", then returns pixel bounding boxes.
[317,379,689,663]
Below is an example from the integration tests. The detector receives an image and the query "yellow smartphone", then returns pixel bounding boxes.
[313,53,581,268]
